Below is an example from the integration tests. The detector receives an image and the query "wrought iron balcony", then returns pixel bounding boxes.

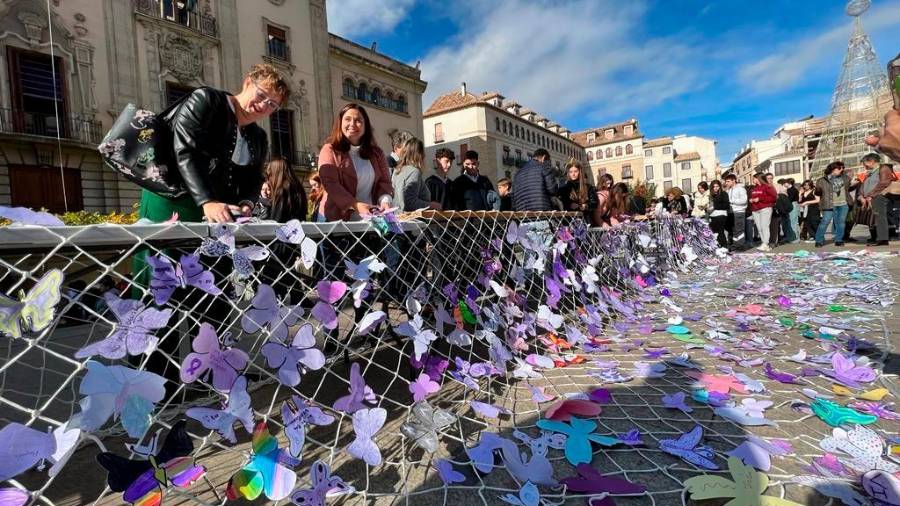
[0,107,103,145]
[134,0,218,38]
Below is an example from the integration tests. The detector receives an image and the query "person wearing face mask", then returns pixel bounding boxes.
[317,103,393,220]
[137,63,289,224]
[450,150,495,211]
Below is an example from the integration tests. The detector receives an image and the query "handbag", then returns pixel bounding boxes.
[98,95,192,199]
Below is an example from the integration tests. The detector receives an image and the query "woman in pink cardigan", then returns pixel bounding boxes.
[317,103,393,221]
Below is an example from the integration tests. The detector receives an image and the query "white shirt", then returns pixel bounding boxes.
[349,145,375,206]
[225,98,251,165]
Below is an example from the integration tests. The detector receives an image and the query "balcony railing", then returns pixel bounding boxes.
[0,107,103,145]
[134,0,218,38]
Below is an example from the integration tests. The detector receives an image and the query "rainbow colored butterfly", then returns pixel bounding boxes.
[227,422,299,501]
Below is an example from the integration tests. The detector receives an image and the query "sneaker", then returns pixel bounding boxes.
[804,240,815,244]
[871,240,889,246]
[815,242,825,248]
[756,244,770,251]
[835,242,845,246]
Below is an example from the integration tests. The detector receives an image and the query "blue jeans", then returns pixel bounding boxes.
[781,213,797,242]
[816,204,848,244]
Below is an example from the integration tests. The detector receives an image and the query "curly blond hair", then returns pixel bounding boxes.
[247,63,291,103]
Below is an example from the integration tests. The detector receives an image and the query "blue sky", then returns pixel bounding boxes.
[328,0,900,164]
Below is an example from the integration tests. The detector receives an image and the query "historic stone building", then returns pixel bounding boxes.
[0,0,424,213]
[571,119,644,185]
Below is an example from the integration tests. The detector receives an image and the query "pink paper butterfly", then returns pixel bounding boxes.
[311,281,347,330]
[409,373,440,402]
[180,323,249,393]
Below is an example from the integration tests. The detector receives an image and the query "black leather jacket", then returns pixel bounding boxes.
[163,87,267,206]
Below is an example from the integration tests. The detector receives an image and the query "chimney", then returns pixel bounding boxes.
[460,82,467,96]
[370,41,377,51]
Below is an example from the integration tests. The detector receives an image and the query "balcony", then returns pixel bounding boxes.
[0,107,103,146]
[134,0,218,38]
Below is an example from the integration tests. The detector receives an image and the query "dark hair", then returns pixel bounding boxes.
[724,174,737,182]
[787,178,795,185]
[464,150,479,161]
[434,148,455,160]
[777,178,786,185]
[764,172,773,180]
[697,181,708,191]
[266,157,307,221]
[598,173,614,190]
[325,103,378,159]
[607,182,630,218]
[824,161,844,176]
[861,153,881,163]
[710,179,722,192]
[497,177,511,188]
[533,148,550,160]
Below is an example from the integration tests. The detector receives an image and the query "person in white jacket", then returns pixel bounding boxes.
[724,174,748,249]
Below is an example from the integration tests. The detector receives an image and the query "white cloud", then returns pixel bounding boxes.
[327,0,417,38]
[738,2,900,94]
[419,0,707,122]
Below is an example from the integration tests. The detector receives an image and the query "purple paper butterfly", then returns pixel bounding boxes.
[764,362,801,384]
[662,391,693,413]
[289,459,353,505]
[261,324,326,387]
[471,401,510,419]
[333,362,377,414]
[147,253,221,306]
[186,375,254,444]
[180,323,249,392]
[241,284,304,342]
[617,429,644,446]
[410,373,440,402]
[434,458,465,485]
[825,353,876,389]
[311,281,347,330]
[659,425,718,470]
[347,408,386,466]
[0,488,29,506]
[848,401,900,420]
[75,292,172,359]
[410,353,449,382]
[282,395,335,459]
[0,423,56,481]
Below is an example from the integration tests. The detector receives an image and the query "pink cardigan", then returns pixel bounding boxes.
[317,143,393,221]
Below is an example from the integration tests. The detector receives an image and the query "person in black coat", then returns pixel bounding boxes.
[425,147,454,211]
[450,150,495,211]
[558,159,597,221]
[708,179,730,247]
[512,149,559,211]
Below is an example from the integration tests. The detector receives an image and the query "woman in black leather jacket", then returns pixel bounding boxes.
[138,64,291,224]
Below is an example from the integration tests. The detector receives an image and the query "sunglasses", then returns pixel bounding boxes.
[253,80,281,111]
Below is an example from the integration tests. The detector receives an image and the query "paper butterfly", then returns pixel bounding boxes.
[356,310,386,336]
[560,463,647,499]
[529,386,556,404]
[97,420,206,505]
[275,219,318,270]
[684,456,802,506]
[180,323,249,392]
[76,360,166,438]
[0,205,64,226]
[282,395,335,459]
[497,438,558,487]
[75,292,172,359]
[536,305,564,330]
[499,481,541,506]
[0,269,63,339]
[466,432,506,473]
[791,475,870,506]
[394,313,438,361]
[400,400,456,453]
[662,391,693,413]
[185,375,254,444]
[241,284,305,342]
[825,353,876,389]
[535,416,619,465]
[311,280,347,330]
[345,255,387,282]
[409,372,440,402]
[544,399,602,421]
[659,425,719,470]
[714,398,776,426]
[686,370,747,394]
[227,422,299,501]
[0,488,28,506]
[289,459,354,505]
[146,254,221,305]
[0,422,57,481]
[512,430,567,457]
[348,408,386,466]
[333,362,377,413]
[261,323,326,387]
[410,353,449,382]
[727,436,793,472]
[819,425,899,475]
[450,357,492,390]
[199,227,270,278]
[434,458,465,485]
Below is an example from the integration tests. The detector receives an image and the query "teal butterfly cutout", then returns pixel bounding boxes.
[535,416,619,465]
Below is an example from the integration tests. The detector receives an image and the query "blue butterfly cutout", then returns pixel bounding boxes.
[658,424,719,470]
[535,416,619,465]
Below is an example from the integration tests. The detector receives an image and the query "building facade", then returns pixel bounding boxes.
[728,117,827,184]
[422,84,586,183]
[572,119,643,185]
[642,137,674,196]
[0,0,424,213]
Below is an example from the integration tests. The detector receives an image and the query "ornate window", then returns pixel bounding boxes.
[356,82,368,103]
[605,148,612,158]
[370,87,380,106]
[587,151,594,161]
[625,144,633,155]
[615,146,623,156]
[342,78,355,98]
[395,94,406,113]
[266,24,289,61]
[597,149,603,159]
[270,109,295,164]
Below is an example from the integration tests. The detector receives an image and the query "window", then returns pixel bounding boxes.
[342,78,355,98]
[605,148,612,158]
[645,165,654,180]
[664,180,672,191]
[8,48,68,138]
[369,87,380,106]
[502,120,507,134]
[625,144,633,155]
[459,143,468,162]
[165,82,195,106]
[433,122,444,143]
[663,162,672,178]
[644,149,652,157]
[395,94,406,113]
[605,129,613,139]
[515,149,522,160]
[515,125,519,138]
[624,125,633,136]
[10,164,83,213]
[681,162,691,171]
[622,165,633,179]
[587,151,594,161]
[682,178,692,193]
[615,146,622,156]
[587,133,595,143]
[662,146,671,154]
[266,24,289,61]
[356,82,368,103]
[270,109,295,163]
[495,117,501,131]
[774,159,802,176]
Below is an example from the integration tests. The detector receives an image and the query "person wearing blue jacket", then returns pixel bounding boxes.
[512,149,559,211]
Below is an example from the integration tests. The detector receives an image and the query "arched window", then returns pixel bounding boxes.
[515,125,520,138]
[396,94,406,113]
[356,82,368,103]
[502,120,507,134]
[597,149,603,159]
[587,151,594,161]
[385,91,395,110]
[625,144,633,155]
[605,148,612,158]
[615,146,623,156]
[495,117,501,131]
[370,87,380,106]
[342,78,355,98]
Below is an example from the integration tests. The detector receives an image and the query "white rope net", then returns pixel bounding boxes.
[0,212,896,506]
